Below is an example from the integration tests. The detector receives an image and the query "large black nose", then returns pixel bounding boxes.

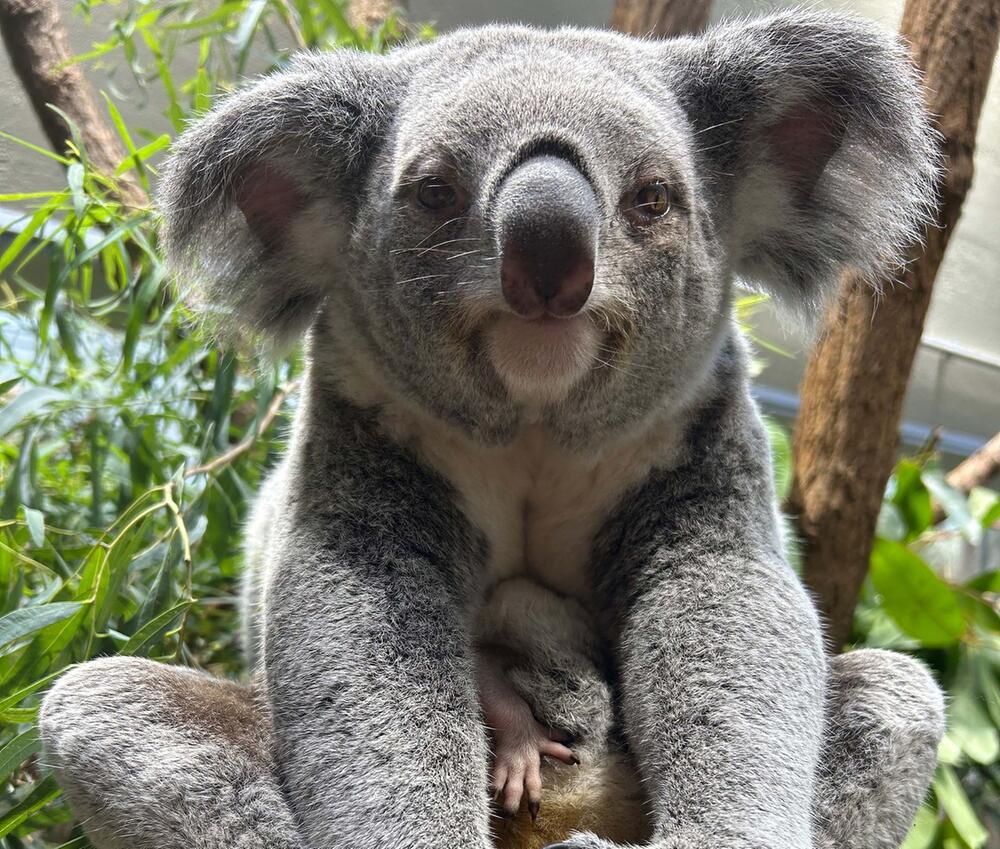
[494,156,599,319]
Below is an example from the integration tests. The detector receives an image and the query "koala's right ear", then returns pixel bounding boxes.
[159,51,403,345]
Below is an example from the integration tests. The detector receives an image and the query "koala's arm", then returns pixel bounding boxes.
[262,401,493,849]
[595,373,825,849]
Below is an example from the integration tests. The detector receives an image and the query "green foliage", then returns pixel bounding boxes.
[856,459,1000,848]
[0,2,996,848]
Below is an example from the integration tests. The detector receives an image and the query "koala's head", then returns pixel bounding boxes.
[161,12,937,443]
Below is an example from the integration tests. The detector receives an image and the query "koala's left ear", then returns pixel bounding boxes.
[662,12,939,312]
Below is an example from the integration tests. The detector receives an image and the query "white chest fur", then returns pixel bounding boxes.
[381,405,687,600]
[327,347,688,600]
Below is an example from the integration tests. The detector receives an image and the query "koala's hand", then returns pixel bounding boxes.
[490,716,578,819]
[479,650,578,819]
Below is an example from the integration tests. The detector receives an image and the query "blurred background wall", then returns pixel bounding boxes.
[2,0,998,461]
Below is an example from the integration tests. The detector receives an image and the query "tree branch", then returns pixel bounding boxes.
[0,0,147,208]
[184,381,299,479]
[789,0,1000,649]
[946,431,1000,493]
[609,0,711,38]
[348,0,408,31]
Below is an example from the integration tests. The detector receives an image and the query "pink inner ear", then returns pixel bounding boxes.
[766,103,846,199]
[233,162,305,248]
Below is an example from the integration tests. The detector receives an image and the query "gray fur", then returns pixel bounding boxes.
[43,11,943,849]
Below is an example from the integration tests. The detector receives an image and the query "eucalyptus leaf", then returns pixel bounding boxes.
[0,602,84,651]
[933,766,989,849]
[869,539,966,647]
[0,387,69,439]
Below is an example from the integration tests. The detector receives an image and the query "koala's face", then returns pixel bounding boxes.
[161,15,936,442]
[354,33,725,434]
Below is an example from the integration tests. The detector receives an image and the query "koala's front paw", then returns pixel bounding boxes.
[490,720,578,819]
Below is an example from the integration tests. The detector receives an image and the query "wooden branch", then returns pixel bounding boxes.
[609,0,711,38]
[946,431,1000,493]
[789,0,1000,649]
[184,381,299,479]
[348,0,408,31]
[0,0,147,208]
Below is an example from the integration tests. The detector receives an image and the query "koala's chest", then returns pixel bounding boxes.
[409,422,681,600]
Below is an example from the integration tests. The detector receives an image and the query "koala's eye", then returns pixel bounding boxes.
[416,177,460,212]
[624,182,672,226]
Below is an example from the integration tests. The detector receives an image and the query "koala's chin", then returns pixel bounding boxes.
[486,313,601,404]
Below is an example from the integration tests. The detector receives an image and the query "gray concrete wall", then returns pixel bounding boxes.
[1,0,998,450]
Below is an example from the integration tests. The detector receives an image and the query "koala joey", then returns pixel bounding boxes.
[41,11,947,849]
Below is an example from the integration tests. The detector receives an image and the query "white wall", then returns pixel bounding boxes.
[2,0,998,451]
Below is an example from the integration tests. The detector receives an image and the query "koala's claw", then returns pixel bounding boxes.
[490,723,579,819]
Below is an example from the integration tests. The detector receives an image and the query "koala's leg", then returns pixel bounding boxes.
[813,648,944,849]
[540,648,943,849]
[40,657,302,849]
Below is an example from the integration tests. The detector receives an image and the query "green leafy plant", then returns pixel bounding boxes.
[859,460,1000,849]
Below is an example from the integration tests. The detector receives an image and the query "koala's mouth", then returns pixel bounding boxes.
[485,312,601,402]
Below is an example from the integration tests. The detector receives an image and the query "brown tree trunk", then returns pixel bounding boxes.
[609,0,711,37]
[348,0,408,31]
[789,0,1000,649]
[0,0,147,208]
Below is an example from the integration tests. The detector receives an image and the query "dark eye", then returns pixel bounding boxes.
[416,177,459,211]
[624,181,671,225]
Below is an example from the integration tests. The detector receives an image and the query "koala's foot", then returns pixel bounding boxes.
[478,649,579,818]
[491,716,579,818]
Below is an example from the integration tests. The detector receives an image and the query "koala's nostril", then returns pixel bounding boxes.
[495,155,600,320]
[500,247,594,319]
[550,256,595,317]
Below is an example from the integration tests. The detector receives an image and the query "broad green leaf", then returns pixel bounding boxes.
[0,706,38,723]
[869,539,966,646]
[967,486,999,527]
[0,774,61,837]
[0,670,64,713]
[67,161,87,219]
[923,470,982,544]
[0,377,22,395]
[937,732,963,766]
[933,766,988,849]
[23,506,44,548]
[0,195,64,278]
[232,0,267,70]
[0,602,84,651]
[949,686,1000,764]
[900,805,939,849]
[115,133,171,176]
[891,461,933,539]
[0,387,70,439]
[121,599,193,656]
[0,727,40,779]
[0,130,71,165]
[1,425,37,521]
[95,515,152,630]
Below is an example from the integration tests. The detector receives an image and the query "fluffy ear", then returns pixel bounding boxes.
[158,51,402,345]
[662,12,940,313]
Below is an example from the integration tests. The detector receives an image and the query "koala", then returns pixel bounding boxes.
[40,12,947,849]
